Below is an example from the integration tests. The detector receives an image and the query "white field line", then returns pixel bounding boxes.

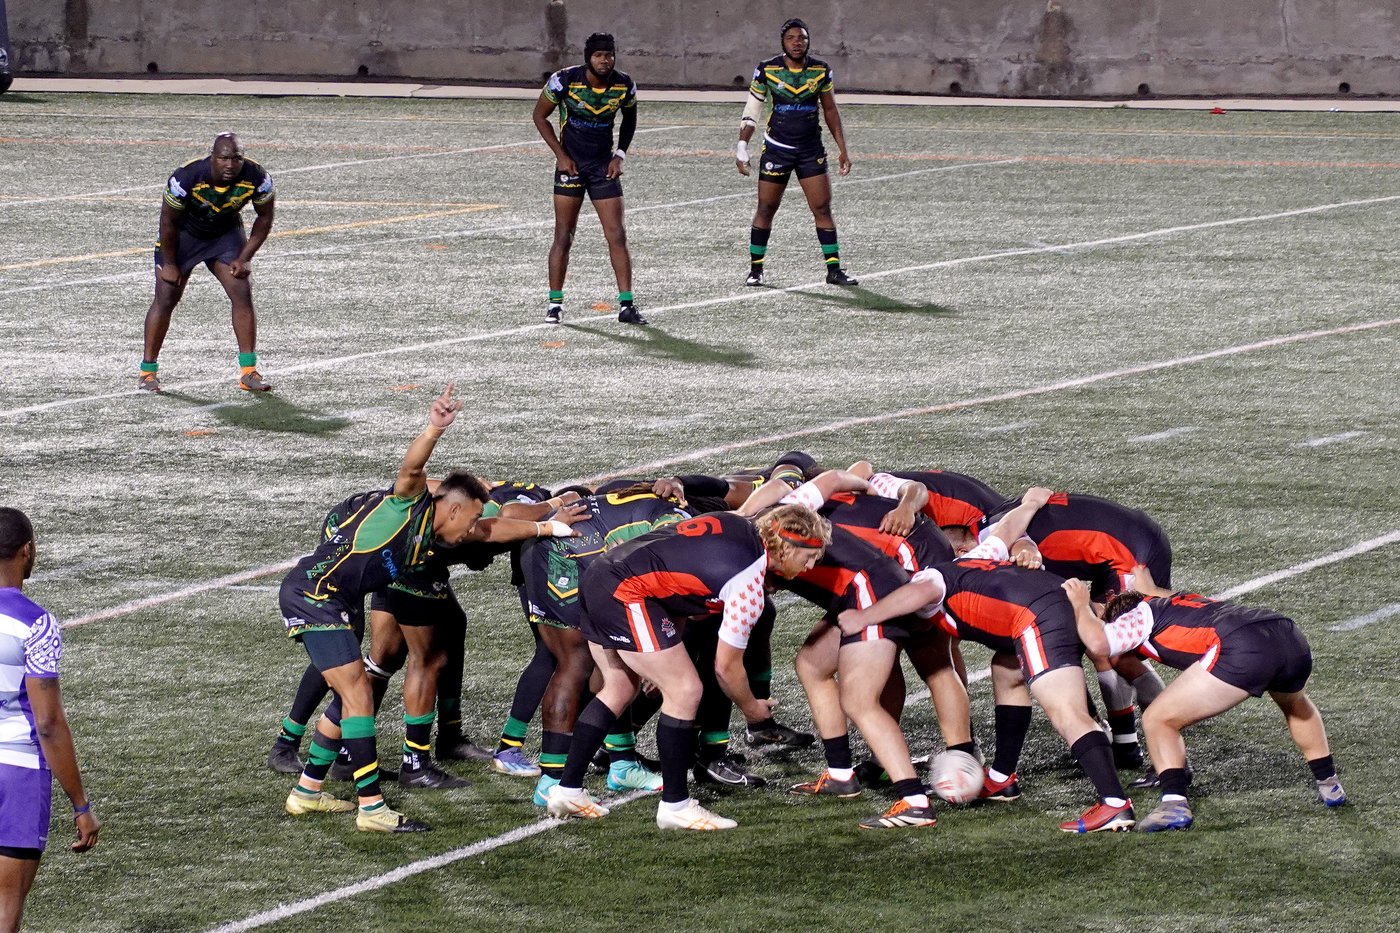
[985,420,1037,434]
[1212,530,1400,601]
[207,666,984,933]
[0,127,682,211]
[3,186,1393,420]
[1329,602,1400,632]
[0,158,1019,297]
[56,320,1400,628]
[205,790,652,933]
[1299,431,1366,447]
[1129,427,1199,443]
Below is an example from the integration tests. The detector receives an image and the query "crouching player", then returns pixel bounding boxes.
[547,505,830,830]
[278,386,487,833]
[838,487,1141,833]
[1067,568,1345,832]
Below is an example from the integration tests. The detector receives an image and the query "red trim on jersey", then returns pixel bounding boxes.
[837,523,908,563]
[614,570,712,605]
[1153,625,1222,667]
[798,564,858,598]
[1037,528,1137,574]
[945,591,1038,639]
[920,493,985,531]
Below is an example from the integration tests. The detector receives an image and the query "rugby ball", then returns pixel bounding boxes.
[930,750,984,804]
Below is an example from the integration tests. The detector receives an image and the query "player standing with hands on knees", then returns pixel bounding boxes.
[534,33,646,326]
[0,509,99,933]
[140,132,276,394]
[736,18,858,288]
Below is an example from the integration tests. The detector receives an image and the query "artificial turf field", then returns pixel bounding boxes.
[1,89,1398,932]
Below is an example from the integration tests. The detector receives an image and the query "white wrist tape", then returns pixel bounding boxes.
[742,93,764,128]
[736,140,750,162]
[540,520,574,537]
[613,149,626,160]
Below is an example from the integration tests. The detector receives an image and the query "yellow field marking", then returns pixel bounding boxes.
[0,204,502,271]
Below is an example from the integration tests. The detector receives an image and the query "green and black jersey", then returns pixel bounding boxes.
[543,65,637,161]
[747,55,834,150]
[163,155,274,239]
[282,487,435,636]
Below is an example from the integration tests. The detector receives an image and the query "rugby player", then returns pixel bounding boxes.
[0,510,99,933]
[742,472,974,828]
[279,386,486,833]
[1070,568,1345,831]
[736,18,858,287]
[140,132,276,393]
[976,490,1174,768]
[533,32,645,325]
[839,488,1143,834]
[546,505,832,830]
[522,482,714,805]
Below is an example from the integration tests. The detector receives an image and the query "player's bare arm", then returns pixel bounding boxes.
[230,196,275,279]
[27,676,100,853]
[533,93,577,175]
[395,385,461,499]
[820,90,852,176]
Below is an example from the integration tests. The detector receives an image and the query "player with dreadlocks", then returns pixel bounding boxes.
[736,18,858,287]
[533,32,645,325]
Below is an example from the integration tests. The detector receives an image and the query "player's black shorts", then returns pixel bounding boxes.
[520,539,583,629]
[758,139,828,185]
[839,615,920,648]
[1207,618,1312,697]
[579,562,686,653]
[370,583,466,629]
[154,222,246,277]
[0,844,42,861]
[297,628,364,672]
[1012,594,1085,684]
[553,154,622,201]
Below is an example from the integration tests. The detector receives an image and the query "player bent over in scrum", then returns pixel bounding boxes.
[1068,567,1344,832]
[839,488,1142,834]
[278,387,485,833]
[547,506,830,830]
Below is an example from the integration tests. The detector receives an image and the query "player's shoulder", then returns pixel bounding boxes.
[241,157,270,181]
[170,156,209,183]
[757,55,785,71]
[0,588,47,628]
[611,68,635,89]
[551,64,586,86]
[805,56,832,71]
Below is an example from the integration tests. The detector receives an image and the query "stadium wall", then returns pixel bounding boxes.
[7,0,1399,97]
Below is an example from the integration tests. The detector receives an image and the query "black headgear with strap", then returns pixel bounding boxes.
[584,32,616,61]
[780,18,810,60]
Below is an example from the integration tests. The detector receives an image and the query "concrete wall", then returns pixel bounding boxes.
[8,0,1400,97]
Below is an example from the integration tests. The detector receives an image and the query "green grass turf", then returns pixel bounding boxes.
[1,92,1398,932]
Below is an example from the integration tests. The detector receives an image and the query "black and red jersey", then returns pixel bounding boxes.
[774,524,911,616]
[891,469,1005,532]
[986,492,1171,592]
[1130,593,1290,670]
[820,491,954,571]
[597,510,767,626]
[923,556,1071,653]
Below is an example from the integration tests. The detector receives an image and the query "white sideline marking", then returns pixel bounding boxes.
[62,563,298,628]
[1129,426,1199,443]
[0,158,1018,296]
[3,188,1393,419]
[1212,530,1400,601]
[55,321,1400,628]
[1299,431,1365,447]
[0,128,683,211]
[205,792,651,933]
[986,420,1037,434]
[1329,602,1400,632]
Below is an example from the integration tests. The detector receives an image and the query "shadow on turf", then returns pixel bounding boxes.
[566,321,759,368]
[161,391,353,434]
[778,284,957,316]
